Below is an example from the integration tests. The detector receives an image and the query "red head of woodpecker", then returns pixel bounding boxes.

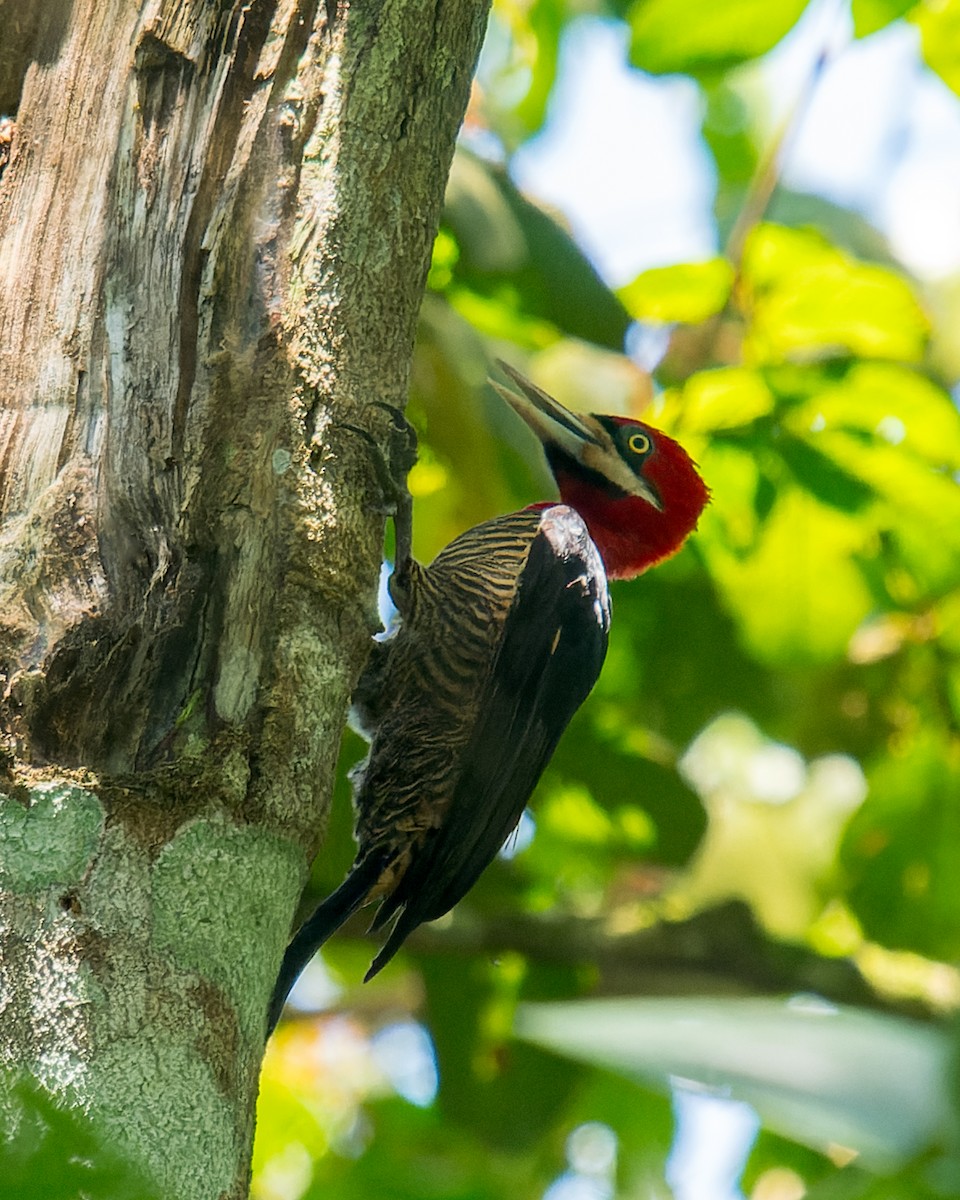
[493,360,710,579]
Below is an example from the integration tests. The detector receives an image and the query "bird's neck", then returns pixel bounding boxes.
[550,468,705,580]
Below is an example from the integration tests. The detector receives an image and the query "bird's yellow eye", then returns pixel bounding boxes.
[628,431,651,456]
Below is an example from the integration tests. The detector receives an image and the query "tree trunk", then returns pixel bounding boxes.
[0,0,488,1195]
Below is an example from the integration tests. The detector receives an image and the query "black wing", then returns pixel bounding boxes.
[366,505,610,977]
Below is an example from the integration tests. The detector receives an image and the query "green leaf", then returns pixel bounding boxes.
[697,445,875,665]
[538,783,621,846]
[813,431,960,597]
[843,728,960,960]
[627,0,809,77]
[442,150,631,351]
[563,1070,676,1196]
[853,0,916,37]
[526,750,700,878]
[516,996,951,1167]
[703,82,760,190]
[742,225,930,365]
[778,434,876,513]
[421,956,584,1152]
[482,1,565,144]
[619,259,734,323]
[786,363,960,473]
[512,0,565,137]
[665,367,776,433]
[304,1094,552,1200]
[767,364,960,602]
[911,0,960,95]
[426,227,460,292]
[750,1138,959,1200]
[743,1127,836,1195]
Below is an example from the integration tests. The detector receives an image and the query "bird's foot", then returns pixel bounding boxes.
[339,401,417,571]
[340,402,417,512]
[364,401,419,488]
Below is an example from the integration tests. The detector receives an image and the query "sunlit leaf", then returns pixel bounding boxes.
[741,225,929,365]
[548,703,707,866]
[516,996,951,1166]
[446,288,559,354]
[507,0,565,137]
[786,363,960,472]
[426,227,460,291]
[539,784,618,845]
[853,0,916,37]
[619,259,734,323]
[408,454,450,500]
[697,448,875,664]
[813,431,960,597]
[482,2,566,143]
[911,0,960,95]
[690,438,766,551]
[666,367,775,433]
[939,590,960,657]
[777,435,876,513]
[743,222,834,289]
[627,0,809,76]
[253,1037,333,1195]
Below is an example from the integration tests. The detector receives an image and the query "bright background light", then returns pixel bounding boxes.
[502,2,960,286]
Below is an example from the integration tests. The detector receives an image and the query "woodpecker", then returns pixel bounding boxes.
[268,363,708,1030]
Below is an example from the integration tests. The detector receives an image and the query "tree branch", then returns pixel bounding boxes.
[312,901,943,1026]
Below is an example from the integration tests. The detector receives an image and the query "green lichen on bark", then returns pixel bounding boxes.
[151,817,304,1045]
[0,782,104,891]
[88,1039,236,1200]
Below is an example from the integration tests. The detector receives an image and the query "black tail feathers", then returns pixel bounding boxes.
[267,854,384,1034]
[362,903,421,982]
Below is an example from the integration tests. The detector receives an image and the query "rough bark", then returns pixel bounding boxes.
[0,0,489,1195]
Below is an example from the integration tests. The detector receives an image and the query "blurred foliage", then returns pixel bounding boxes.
[627,0,810,78]
[441,149,632,350]
[516,996,952,1165]
[0,1075,160,1200]
[255,1,960,1199]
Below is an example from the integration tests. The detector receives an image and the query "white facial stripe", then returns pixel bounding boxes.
[582,439,663,511]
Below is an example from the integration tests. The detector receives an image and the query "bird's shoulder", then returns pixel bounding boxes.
[426,503,605,587]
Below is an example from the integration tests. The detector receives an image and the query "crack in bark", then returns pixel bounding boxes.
[171,0,279,462]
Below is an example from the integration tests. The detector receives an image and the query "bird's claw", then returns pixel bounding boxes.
[339,401,417,506]
[366,401,419,477]
[338,401,417,571]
